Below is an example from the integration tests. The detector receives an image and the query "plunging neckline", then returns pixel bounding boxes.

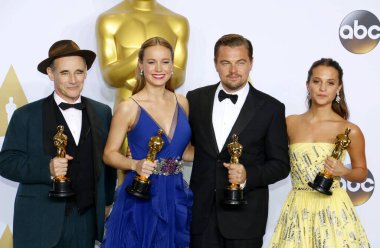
[136,103,178,143]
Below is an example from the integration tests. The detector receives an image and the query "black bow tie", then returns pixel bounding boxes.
[218,90,238,104]
[58,102,85,110]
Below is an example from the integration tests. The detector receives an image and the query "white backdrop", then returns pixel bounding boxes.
[0,1,378,247]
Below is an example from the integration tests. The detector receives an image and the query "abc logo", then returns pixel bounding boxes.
[339,10,380,54]
[340,168,375,206]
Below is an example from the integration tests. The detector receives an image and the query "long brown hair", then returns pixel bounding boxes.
[132,37,175,95]
[306,58,349,119]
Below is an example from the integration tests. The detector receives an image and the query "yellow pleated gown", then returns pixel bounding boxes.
[270,143,370,248]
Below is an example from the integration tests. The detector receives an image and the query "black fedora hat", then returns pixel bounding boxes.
[37,40,96,74]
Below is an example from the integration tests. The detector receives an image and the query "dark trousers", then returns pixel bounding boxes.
[53,207,96,248]
[190,205,263,248]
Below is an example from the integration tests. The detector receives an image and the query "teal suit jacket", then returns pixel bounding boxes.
[0,94,116,248]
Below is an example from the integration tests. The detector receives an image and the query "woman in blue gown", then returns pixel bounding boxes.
[102,37,193,248]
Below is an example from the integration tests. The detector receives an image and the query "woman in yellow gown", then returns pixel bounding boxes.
[270,58,370,247]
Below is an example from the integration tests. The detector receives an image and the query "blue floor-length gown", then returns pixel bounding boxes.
[102,100,193,248]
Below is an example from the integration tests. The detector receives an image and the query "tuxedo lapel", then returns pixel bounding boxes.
[220,84,265,153]
[42,94,58,157]
[203,84,219,155]
[82,97,102,178]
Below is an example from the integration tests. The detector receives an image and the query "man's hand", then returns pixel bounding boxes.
[49,154,73,177]
[223,162,247,185]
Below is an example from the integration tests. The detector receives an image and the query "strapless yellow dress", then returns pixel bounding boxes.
[269,143,370,248]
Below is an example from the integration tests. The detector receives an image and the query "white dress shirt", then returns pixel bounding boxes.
[212,82,249,152]
[54,93,82,146]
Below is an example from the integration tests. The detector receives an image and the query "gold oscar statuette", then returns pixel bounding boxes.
[308,128,351,195]
[49,125,75,198]
[126,129,164,199]
[223,134,247,205]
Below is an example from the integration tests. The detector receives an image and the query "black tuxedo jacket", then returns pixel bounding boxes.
[187,83,290,239]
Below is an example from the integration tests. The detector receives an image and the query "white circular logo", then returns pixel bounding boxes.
[339,10,380,54]
[340,168,375,206]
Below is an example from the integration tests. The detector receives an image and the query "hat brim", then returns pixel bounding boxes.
[37,50,96,74]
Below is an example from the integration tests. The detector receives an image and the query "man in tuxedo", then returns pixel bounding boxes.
[0,40,116,248]
[187,34,290,248]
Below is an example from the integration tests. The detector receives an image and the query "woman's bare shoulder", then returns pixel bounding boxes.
[112,98,140,129]
[341,120,364,139]
[175,93,189,114]
[286,114,305,125]
[115,98,138,113]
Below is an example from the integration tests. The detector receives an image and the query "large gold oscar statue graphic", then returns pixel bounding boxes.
[96,0,189,184]
[96,0,189,103]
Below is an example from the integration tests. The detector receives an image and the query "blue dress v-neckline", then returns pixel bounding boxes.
[136,102,178,143]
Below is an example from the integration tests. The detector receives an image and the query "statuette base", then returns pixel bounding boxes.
[308,173,333,196]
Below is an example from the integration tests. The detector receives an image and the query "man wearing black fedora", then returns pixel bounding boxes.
[0,40,117,248]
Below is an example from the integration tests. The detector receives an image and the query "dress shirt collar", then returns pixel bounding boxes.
[216,82,250,107]
[54,92,82,107]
